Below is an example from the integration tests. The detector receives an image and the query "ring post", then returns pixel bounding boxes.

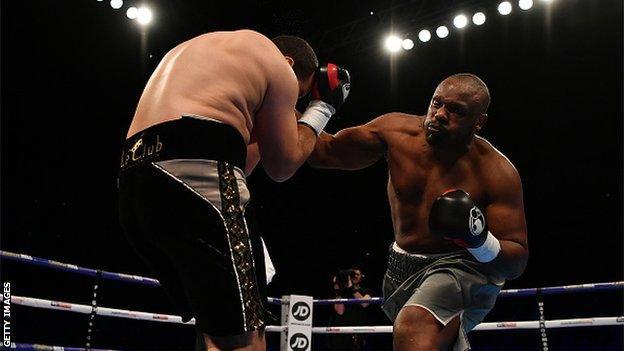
[280,295,313,351]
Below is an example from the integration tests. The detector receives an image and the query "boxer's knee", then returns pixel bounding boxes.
[393,305,454,351]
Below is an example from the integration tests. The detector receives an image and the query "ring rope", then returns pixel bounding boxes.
[9,295,196,325]
[8,295,623,333]
[9,343,120,351]
[3,250,622,302]
[1,250,160,287]
[267,297,388,305]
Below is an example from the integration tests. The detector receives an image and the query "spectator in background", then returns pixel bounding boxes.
[328,267,373,351]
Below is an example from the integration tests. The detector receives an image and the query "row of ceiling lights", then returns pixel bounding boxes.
[384,0,556,53]
[97,0,153,25]
[95,0,555,41]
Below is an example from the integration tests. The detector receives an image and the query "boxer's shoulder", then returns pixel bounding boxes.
[369,112,423,134]
[202,30,281,60]
[197,29,270,42]
[474,136,514,167]
[233,29,268,38]
[475,136,522,191]
[235,30,278,51]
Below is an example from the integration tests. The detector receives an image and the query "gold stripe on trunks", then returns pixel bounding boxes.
[218,161,264,331]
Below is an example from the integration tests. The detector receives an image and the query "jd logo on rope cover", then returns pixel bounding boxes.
[289,333,309,350]
[291,302,311,321]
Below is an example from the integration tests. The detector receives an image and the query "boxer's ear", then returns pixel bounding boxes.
[284,56,294,67]
[475,113,488,132]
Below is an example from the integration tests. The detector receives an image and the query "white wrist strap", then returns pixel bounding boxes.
[297,100,336,135]
[467,231,501,263]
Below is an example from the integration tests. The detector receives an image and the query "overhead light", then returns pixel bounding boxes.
[385,35,403,53]
[453,14,469,29]
[519,0,533,10]
[110,0,123,10]
[436,26,449,39]
[402,38,414,50]
[473,12,486,25]
[498,1,513,15]
[137,7,153,25]
[126,6,138,19]
[418,29,432,42]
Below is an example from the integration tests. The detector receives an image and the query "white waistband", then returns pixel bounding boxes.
[392,242,464,259]
[181,113,224,124]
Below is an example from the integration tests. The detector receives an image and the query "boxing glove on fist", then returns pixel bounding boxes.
[311,63,350,111]
[429,189,500,262]
[298,63,351,135]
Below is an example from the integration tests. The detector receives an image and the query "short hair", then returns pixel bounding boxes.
[447,73,491,113]
[271,35,318,80]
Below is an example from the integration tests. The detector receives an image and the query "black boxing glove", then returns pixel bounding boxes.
[298,63,351,135]
[311,63,351,110]
[429,189,501,262]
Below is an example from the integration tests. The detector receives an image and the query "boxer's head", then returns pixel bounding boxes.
[272,35,318,97]
[424,73,490,147]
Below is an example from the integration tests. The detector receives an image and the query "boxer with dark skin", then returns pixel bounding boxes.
[308,74,528,350]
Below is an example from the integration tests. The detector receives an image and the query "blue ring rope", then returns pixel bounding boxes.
[3,250,622,305]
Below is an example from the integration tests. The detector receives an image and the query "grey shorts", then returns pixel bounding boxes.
[382,243,504,351]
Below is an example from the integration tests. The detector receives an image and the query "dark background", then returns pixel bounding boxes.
[1,0,622,350]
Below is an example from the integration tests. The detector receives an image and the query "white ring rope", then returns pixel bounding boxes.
[10,295,196,325]
[9,295,623,333]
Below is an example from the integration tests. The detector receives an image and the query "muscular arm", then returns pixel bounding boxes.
[254,55,318,182]
[245,110,306,176]
[307,115,389,170]
[485,163,529,280]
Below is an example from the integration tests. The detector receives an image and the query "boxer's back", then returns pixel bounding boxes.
[127,30,276,143]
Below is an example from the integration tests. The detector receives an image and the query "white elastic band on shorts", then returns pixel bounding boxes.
[298,100,336,135]
[392,242,464,259]
[467,231,501,263]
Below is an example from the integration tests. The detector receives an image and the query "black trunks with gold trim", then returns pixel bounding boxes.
[118,115,267,336]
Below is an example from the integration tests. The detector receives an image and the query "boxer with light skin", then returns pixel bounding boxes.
[119,30,350,351]
[309,74,528,351]
[128,31,338,181]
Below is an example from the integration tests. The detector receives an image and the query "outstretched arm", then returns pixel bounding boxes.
[308,115,389,170]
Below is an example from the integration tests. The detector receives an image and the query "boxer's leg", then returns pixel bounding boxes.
[150,160,265,348]
[392,272,466,351]
[203,330,265,351]
[393,305,459,351]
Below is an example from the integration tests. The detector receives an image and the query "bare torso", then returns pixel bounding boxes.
[127,30,277,143]
[381,113,511,253]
